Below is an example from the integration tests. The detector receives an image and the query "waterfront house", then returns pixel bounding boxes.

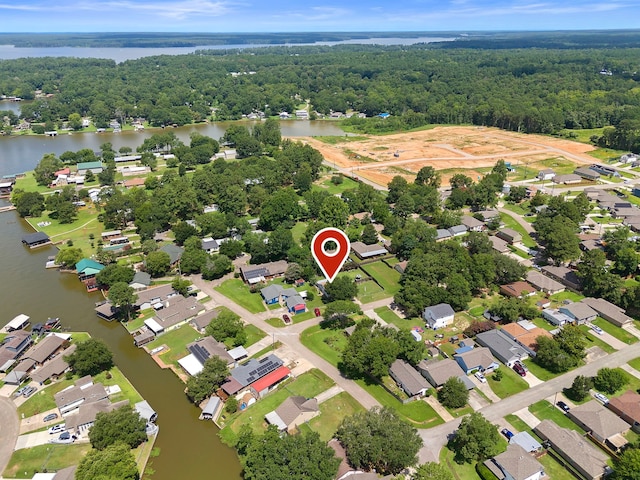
[265,396,319,433]
[21,232,51,249]
[389,359,429,397]
[485,444,545,480]
[221,354,284,396]
[3,314,30,332]
[55,378,108,415]
[418,358,466,388]
[534,420,610,480]
[350,241,387,259]
[0,330,33,371]
[190,309,220,334]
[66,398,129,435]
[144,295,204,335]
[134,284,177,311]
[76,161,103,175]
[240,260,289,284]
[250,365,291,398]
[75,258,105,291]
[129,271,151,291]
[559,302,597,324]
[567,400,630,450]
[31,344,76,384]
[526,270,565,295]
[475,329,529,367]
[180,337,235,376]
[454,347,499,374]
[423,303,455,330]
[607,390,640,432]
[23,334,66,366]
[0,180,15,195]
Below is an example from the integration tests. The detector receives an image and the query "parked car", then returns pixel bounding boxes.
[591,325,604,335]
[59,431,71,440]
[514,360,528,372]
[513,363,527,377]
[282,314,291,324]
[556,401,570,413]
[43,413,58,422]
[22,387,36,398]
[314,307,321,317]
[501,428,514,440]
[49,424,66,435]
[474,372,487,383]
[14,386,28,396]
[594,392,609,404]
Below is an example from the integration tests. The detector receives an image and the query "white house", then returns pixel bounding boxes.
[423,303,455,330]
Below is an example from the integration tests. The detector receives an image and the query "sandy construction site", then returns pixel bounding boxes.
[303,126,597,187]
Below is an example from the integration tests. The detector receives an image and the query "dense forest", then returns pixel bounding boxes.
[2,38,640,150]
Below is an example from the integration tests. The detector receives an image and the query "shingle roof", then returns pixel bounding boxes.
[454,347,497,372]
[526,270,565,292]
[390,359,429,396]
[154,296,204,329]
[285,295,305,309]
[424,303,455,320]
[261,284,283,301]
[419,358,465,386]
[159,244,184,264]
[55,383,108,411]
[561,302,597,321]
[608,390,640,424]
[24,335,65,364]
[31,344,76,384]
[475,329,528,364]
[274,396,318,427]
[187,337,234,365]
[568,400,630,440]
[492,444,544,480]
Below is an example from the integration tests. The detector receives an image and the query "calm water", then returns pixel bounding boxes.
[0,121,344,175]
[0,37,456,62]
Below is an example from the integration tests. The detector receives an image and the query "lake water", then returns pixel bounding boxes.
[0,36,456,62]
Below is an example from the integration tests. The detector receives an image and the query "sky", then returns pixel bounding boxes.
[0,0,639,33]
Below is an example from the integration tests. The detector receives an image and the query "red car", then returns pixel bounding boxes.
[513,363,526,377]
[314,308,321,317]
[282,314,292,324]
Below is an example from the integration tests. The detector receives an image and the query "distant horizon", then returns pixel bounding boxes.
[1,1,639,33]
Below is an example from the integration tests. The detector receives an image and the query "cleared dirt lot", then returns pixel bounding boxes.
[304,126,597,187]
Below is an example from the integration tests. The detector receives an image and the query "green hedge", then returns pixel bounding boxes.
[476,461,495,480]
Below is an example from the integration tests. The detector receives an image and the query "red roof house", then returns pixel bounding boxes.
[250,366,291,398]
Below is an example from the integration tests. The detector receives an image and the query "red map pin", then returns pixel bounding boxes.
[311,227,350,283]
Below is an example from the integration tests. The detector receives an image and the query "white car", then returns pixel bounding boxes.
[594,392,609,404]
[474,372,487,383]
[48,424,66,435]
[591,325,604,335]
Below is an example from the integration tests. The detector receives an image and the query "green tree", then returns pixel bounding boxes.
[68,112,83,130]
[186,356,230,404]
[89,405,147,450]
[594,367,628,395]
[172,222,198,246]
[55,247,84,268]
[76,442,139,480]
[13,190,45,217]
[145,250,171,277]
[65,338,114,377]
[534,336,580,373]
[360,224,379,245]
[318,195,350,229]
[324,275,358,301]
[141,239,158,255]
[412,462,454,480]
[438,377,469,409]
[568,375,593,401]
[336,407,422,475]
[448,412,501,464]
[285,263,304,283]
[171,276,192,296]
[205,309,247,346]
[243,426,340,480]
[107,282,138,321]
[415,166,441,188]
[97,264,135,288]
[202,254,233,280]
[34,153,62,186]
[614,447,640,480]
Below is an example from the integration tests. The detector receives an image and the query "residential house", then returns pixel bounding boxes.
[23,334,66,366]
[190,309,220,334]
[489,235,510,253]
[454,347,499,374]
[101,230,122,241]
[475,329,529,366]
[461,215,485,232]
[574,167,601,181]
[436,229,453,242]
[541,265,581,290]
[76,161,103,175]
[485,444,545,480]
[21,232,51,249]
[537,169,555,181]
[4,369,28,385]
[134,284,177,310]
[250,365,291,398]
[144,295,205,335]
[285,295,306,315]
[620,153,638,164]
[552,173,582,184]
[124,177,146,189]
[75,258,104,291]
[0,329,33,372]
[589,164,618,177]
[389,359,429,397]
[221,354,284,396]
[607,390,640,432]
[265,396,319,433]
[534,419,610,480]
[66,399,129,435]
[499,281,536,298]
[496,228,522,244]
[509,431,542,453]
[351,241,388,259]
[129,271,151,291]
[542,308,572,327]
[54,378,108,415]
[185,336,234,371]
[201,237,220,254]
[159,244,184,266]
[475,210,500,222]
[423,303,455,330]
[580,297,633,327]
[4,314,30,332]
[448,225,468,237]
[394,260,408,274]
[418,358,466,388]
[567,400,630,450]
[240,260,289,284]
[31,344,76,384]
[559,302,597,324]
[500,322,552,355]
[261,284,284,305]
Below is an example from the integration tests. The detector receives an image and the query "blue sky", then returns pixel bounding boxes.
[1,0,639,33]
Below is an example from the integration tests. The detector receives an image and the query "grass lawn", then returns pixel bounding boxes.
[529,400,585,433]
[579,325,617,354]
[531,317,556,332]
[18,378,76,418]
[550,291,585,304]
[26,206,103,254]
[315,176,361,195]
[538,451,579,480]
[439,446,482,480]
[592,317,638,345]
[499,213,536,248]
[300,325,348,367]
[502,202,530,216]
[628,357,640,372]
[3,444,92,479]
[521,359,560,381]
[266,311,317,328]
[250,341,283,359]
[300,392,365,441]
[588,147,628,163]
[355,378,443,428]
[504,413,530,433]
[244,324,267,347]
[124,309,155,333]
[356,280,390,304]
[486,367,529,399]
[147,325,202,367]
[360,262,401,295]
[373,306,418,330]
[290,222,307,244]
[93,366,143,404]
[215,278,266,314]
[218,369,335,445]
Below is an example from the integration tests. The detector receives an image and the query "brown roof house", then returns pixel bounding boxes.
[389,359,430,397]
[484,444,546,480]
[496,228,522,244]
[54,377,108,415]
[559,302,597,325]
[526,271,565,295]
[23,334,66,366]
[500,281,536,298]
[567,400,630,450]
[607,390,640,432]
[580,297,633,327]
[143,296,205,335]
[418,358,466,388]
[265,396,319,433]
[350,241,388,259]
[190,309,220,333]
[534,419,610,480]
[541,265,581,290]
[31,344,76,385]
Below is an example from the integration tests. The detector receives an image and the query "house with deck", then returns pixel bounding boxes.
[21,232,51,249]
[75,258,105,291]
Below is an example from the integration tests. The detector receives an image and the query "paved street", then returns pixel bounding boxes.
[0,396,19,475]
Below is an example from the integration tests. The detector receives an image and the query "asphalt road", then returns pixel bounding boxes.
[0,396,20,474]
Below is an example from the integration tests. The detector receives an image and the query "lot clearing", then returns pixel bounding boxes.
[304,126,597,187]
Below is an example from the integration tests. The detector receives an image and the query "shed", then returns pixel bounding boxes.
[4,314,30,332]
[200,396,222,420]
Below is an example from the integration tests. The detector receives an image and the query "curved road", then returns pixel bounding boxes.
[0,396,19,475]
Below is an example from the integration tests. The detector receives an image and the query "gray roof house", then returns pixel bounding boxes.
[559,302,597,324]
[221,354,284,395]
[201,237,220,254]
[496,228,522,244]
[567,400,630,448]
[580,297,633,327]
[541,265,581,290]
[485,444,545,480]
[489,235,510,253]
[418,358,466,388]
[265,396,319,433]
[261,284,284,304]
[534,420,610,480]
[454,347,499,374]
[389,359,429,397]
[134,284,177,310]
[23,334,66,366]
[190,309,220,333]
[509,431,542,453]
[129,271,151,291]
[187,336,234,366]
[436,229,453,242]
[475,329,529,367]
[476,210,500,222]
[54,379,108,414]
[159,244,184,265]
[526,270,565,295]
[461,215,485,232]
[423,303,455,330]
[448,225,468,236]
[146,295,205,334]
[31,344,76,384]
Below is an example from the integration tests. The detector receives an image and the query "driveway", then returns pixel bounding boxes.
[586,327,627,350]
[0,396,19,474]
[14,430,53,450]
[19,408,60,434]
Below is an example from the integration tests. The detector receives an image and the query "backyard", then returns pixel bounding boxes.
[215,279,266,314]
[299,391,365,441]
[300,324,349,367]
[3,444,92,479]
[529,400,585,433]
[146,324,202,368]
[359,261,401,295]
